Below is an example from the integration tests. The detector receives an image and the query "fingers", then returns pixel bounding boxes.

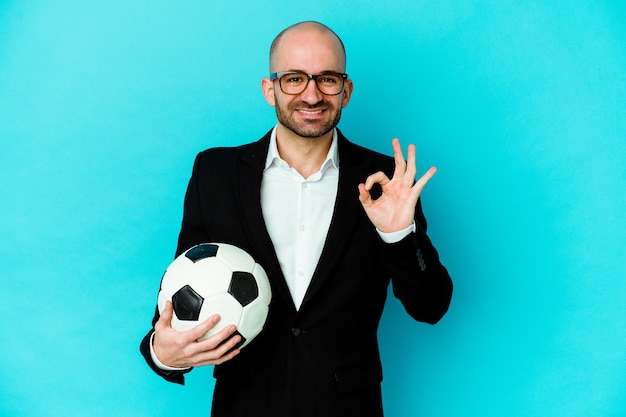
[358,171,389,206]
[154,301,241,367]
[194,325,242,366]
[392,138,407,180]
[363,171,389,191]
[405,143,417,186]
[186,313,221,341]
[412,166,437,197]
[181,319,240,366]
[160,300,228,344]
[392,138,419,187]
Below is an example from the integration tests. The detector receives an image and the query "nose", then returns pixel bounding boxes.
[300,77,324,104]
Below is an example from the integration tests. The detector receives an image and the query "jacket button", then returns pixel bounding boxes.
[291,328,302,337]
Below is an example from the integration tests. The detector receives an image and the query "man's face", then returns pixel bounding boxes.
[263,27,353,139]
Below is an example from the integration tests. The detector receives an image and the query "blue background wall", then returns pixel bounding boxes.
[1,1,625,416]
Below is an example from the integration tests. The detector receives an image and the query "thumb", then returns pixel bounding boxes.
[156,300,174,330]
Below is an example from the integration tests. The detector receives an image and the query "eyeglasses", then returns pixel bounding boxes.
[269,71,348,96]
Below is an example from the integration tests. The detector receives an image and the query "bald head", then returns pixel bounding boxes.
[269,21,346,73]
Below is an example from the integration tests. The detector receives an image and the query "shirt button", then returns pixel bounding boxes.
[292,328,302,337]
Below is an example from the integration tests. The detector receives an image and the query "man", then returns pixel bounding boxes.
[140,21,452,417]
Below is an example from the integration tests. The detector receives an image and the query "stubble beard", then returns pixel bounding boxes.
[275,100,342,139]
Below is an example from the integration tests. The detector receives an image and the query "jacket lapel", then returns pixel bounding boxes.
[238,133,297,312]
[298,132,370,312]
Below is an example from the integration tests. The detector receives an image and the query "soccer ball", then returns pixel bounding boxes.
[157,243,271,349]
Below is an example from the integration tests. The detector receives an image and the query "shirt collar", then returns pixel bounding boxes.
[264,126,340,172]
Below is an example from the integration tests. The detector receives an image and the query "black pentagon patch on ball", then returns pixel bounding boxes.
[228,272,258,307]
[172,285,204,321]
[185,244,219,262]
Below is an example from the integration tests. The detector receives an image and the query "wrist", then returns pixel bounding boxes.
[376,222,415,243]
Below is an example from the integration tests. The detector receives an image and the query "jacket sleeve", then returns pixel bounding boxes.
[176,151,212,256]
[381,198,453,324]
[139,153,209,384]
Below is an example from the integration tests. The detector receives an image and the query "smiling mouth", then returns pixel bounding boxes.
[298,109,325,115]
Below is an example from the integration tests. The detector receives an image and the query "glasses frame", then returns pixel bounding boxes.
[269,71,349,96]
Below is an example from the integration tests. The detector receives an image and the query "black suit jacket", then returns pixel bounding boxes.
[140,129,453,417]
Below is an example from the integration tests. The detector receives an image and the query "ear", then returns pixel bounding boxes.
[340,78,354,109]
[261,77,276,106]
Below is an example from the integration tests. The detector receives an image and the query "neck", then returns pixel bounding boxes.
[275,124,334,178]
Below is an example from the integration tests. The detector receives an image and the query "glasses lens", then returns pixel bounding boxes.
[316,74,343,95]
[279,73,309,94]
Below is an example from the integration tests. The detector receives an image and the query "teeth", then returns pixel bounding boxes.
[300,109,323,114]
